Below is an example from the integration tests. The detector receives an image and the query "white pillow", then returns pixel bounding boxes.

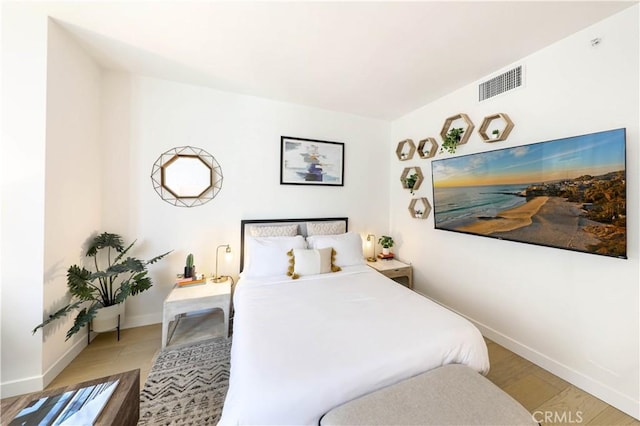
[306,221,346,236]
[288,247,337,277]
[248,224,298,237]
[243,235,306,278]
[306,232,365,267]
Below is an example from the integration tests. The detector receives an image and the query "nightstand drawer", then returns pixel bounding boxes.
[383,268,411,279]
[367,260,413,290]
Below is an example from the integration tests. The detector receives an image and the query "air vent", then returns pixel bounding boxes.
[479,66,523,101]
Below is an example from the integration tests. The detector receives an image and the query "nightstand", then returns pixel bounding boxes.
[367,259,413,289]
[162,278,231,348]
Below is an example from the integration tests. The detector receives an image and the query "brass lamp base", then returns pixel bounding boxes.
[366,257,377,262]
[212,276,227,283]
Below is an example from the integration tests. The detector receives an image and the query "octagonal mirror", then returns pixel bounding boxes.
[151,146,223,207]
[162,155,212,198]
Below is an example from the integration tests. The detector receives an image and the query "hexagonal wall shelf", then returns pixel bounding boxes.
[478,113,514,142]
[417,137,438,159]
[408,197,432,219]
[396,139,416,161]
[440,113,475,146]
[400,167,424,192]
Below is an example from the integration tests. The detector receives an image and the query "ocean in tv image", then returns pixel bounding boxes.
[431,128,627,258]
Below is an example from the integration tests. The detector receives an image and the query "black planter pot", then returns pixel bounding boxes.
[184,266,195,279]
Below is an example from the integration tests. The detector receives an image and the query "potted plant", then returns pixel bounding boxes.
[491,129,500,139]
[405,173,418,194]
[33,232,171,340]
[415,209,424,218]
[440,127,464,154]
[378,235,394,255]
[184,253,195,278]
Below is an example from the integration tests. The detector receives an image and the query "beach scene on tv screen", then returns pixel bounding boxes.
[431,128,626,258]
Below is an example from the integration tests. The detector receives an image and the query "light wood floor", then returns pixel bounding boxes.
[46,322,638,426]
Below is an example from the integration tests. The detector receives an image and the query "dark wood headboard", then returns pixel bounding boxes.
[239,217,348,272]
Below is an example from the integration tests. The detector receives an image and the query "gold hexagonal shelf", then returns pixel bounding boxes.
[440,113,475,147]
[417,137,438,159]
[396,139,416,161]
[400,166,424,193]
[408,197,432,219]
[478,113,514,142]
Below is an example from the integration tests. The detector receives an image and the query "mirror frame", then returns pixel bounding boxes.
[161,154,213,199]
[151,146,223,207]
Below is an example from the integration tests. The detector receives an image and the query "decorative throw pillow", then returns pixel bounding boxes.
[306,232,365,267]
[286,247,341,279]
[249,224,298,237]
[243,235,306,278]
[306,221,346,236]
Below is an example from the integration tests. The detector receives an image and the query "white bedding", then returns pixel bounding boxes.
[219,265,489,425]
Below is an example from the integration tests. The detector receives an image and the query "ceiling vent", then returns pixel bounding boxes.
[479,65,523,101]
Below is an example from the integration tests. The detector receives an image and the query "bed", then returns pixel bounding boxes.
[219,218,489,425]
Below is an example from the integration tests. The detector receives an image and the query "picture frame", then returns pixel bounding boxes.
[431,128,627,259]
[280,136,344,186]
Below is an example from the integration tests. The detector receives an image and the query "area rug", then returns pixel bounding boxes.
[139,337,231,425]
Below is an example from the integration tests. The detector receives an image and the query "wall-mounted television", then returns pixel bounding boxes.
[431,128,627,259]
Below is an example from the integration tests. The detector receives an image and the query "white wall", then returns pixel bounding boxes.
[390,6,639,418]
[101,73,391,327]
[1,9,390,394]
[1,10,104,397]
[42,21,103,383]
[1,4,49,397]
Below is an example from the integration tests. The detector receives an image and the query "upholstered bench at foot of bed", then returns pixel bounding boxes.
[320,364,538,426]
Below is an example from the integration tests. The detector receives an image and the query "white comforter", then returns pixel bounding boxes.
[219,265,489,425]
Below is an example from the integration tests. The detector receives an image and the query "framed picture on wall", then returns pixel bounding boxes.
[431,128,627,259]
[280,136,345,186]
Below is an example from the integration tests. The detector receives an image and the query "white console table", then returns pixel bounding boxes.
[162,279,231,348]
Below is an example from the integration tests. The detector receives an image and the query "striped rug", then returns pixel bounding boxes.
[138,337,231,425]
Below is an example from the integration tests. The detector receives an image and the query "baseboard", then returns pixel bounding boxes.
[415,290,640,420]
[1,374,43,399]
[1,314,160,399]
[476,323,639,420]
[123,312,161,329]
[42,335,88,388]
[1,334,87,398]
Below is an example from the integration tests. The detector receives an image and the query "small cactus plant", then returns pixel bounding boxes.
[185,253,195,278]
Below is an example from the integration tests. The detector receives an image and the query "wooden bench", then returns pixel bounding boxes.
[321,364,537,426]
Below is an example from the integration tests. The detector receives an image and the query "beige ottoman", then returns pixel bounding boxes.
[321,364,537,426]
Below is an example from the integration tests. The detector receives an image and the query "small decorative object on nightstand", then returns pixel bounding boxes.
[368,258,413,289]
[184,253,195,278]
[378,235,394,256]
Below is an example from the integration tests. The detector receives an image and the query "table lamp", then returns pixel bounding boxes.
[214,244,232,282]
[366,234,377,262]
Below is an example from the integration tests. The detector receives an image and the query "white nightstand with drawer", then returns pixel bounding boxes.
[367,259,413,289]
[162,279,231,348]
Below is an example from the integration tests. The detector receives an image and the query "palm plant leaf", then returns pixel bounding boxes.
[65,303,100,340]
[147,251,172,265]
[86,232,124,257]
[129,272,152,296]
[113,240,136,264]
[32,300,85,334]
[67,265,97,300]
[114,280,132,305]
